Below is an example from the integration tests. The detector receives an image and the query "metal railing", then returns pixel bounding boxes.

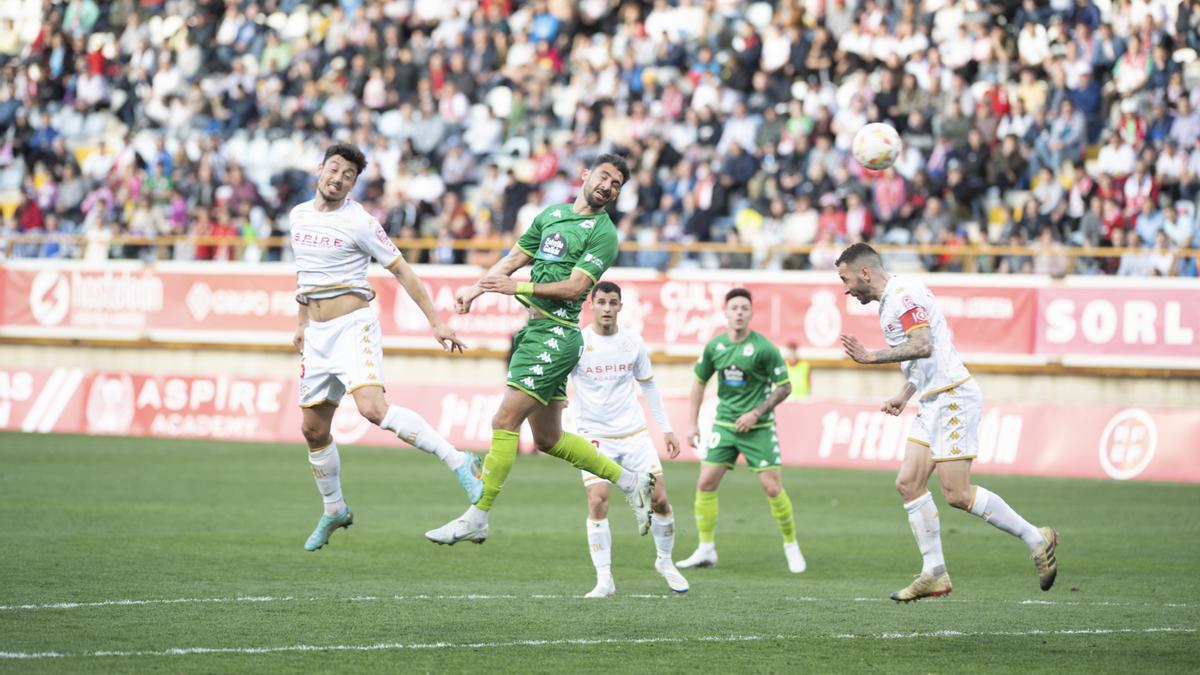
[3,234,1198,272]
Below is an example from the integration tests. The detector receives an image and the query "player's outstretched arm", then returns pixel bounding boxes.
[456,247,533,313]
[841,326,932,365]
[478,268,594,301]
[390,257,467,353]
[735,381,792,433]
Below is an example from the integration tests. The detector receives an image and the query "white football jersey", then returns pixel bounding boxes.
[878,275,971,397]
[571,326,659,438]
[289,198,402,304]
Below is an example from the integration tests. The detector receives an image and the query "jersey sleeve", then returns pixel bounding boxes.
[515,208,545,258]
[693,341,715,383]
[574,224,618,283]
[897,293,930,334]
[633,335,654,382]
[764,342,790,386]
[357,213,404,269]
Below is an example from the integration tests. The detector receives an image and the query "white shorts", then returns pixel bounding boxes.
[908,378,982,462]
[298,307,385,407]
[581,429,663,487]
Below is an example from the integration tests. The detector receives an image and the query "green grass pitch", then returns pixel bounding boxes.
[1,431,1197,672]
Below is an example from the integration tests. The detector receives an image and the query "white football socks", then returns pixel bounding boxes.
[587,518,613,582]
[308,443,346,516]
[904,491,946,575]
[381,405,468,470]
[969,486,1043,550]
[651,511,675,562]
[464,504,488,526]
[613,469,637,494]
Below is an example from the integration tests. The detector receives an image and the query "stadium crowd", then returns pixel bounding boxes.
[1,0,1199,275]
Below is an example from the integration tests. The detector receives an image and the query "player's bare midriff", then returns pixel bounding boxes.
[307,292,370,322]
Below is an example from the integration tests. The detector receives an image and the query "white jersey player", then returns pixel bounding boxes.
[836,243,1058,602]
[290,143,482,552]
[570,281,688,597]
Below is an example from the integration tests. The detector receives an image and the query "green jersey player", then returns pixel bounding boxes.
[426,154,656,546]
[677,288,807,574]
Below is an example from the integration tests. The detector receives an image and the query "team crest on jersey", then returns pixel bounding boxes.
[743,344,755,357]
[715,343,727,351]
[552,209,562,218]
[540,232,567,260]
[580,219,594,229]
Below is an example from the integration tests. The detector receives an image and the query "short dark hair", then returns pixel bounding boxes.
[323,143,367,175]
[725,288,752,305]
[591,153,630,184]
[591,281,622,298]
[835,242,884,269]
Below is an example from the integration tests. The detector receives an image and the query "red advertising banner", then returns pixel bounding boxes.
[1,262,1197,365]
[2,367,1197,483]
[1036,282,1200,364]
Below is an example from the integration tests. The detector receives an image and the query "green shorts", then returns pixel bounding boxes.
[703,423,782,472]
[506,320,583,405]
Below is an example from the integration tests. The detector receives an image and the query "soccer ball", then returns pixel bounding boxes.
[852,123,902,170]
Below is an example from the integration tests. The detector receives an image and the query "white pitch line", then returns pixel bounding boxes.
[0,635,769,660]
[831,627,1196,640]
[1,628,1195,660]
[0,594,1192,612]
[0,596,296,611]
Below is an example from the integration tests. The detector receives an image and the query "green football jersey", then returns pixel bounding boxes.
[514,204,619,327]
[694,331,790,428]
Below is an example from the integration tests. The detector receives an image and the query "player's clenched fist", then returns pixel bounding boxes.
[881,394,908,416]
[292,327,305,354]
[454,285,483,314]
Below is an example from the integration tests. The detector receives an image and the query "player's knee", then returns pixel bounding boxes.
[895,477,923,502]
[942,485,972,510]
[588,494,609,519]
[301,424,331,448]
[360,404,387,426]
[491,409,521,432]
[651,494,670,514]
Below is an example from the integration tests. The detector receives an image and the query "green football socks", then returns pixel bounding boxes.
[695,490,718,544]
[768,490,797,544]
[544,432,624,483]
[476,429,518,511]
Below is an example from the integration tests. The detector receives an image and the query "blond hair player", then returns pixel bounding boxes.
[835,243,1058,601]
[571,281,688,597]
[290,143,482,552]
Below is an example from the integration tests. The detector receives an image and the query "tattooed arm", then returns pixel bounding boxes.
[841,326,932,365]
[735,381,793,433]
